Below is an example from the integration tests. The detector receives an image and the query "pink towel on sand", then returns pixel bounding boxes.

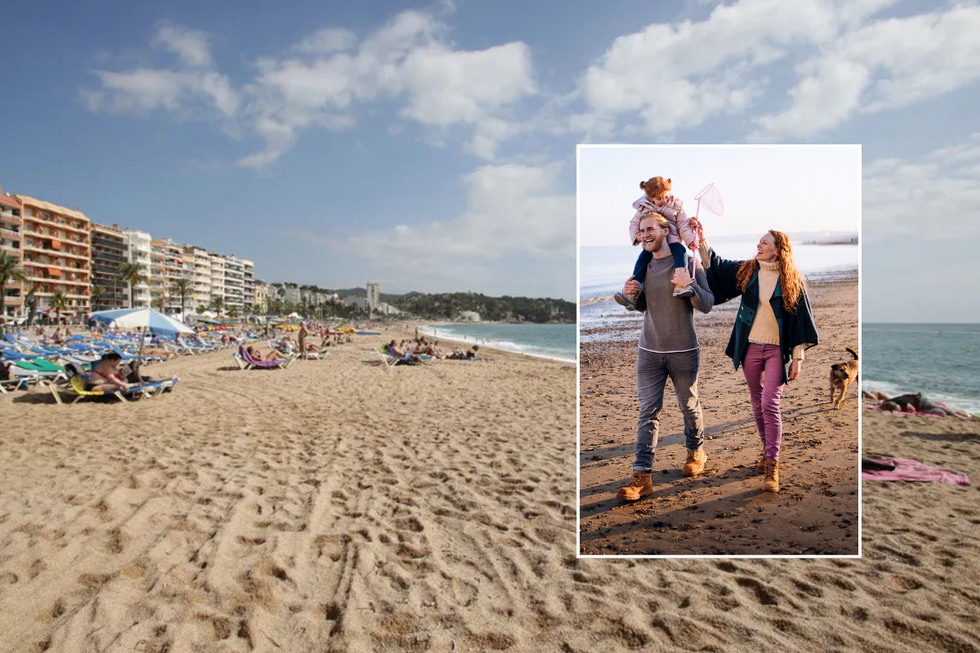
[862,458,970,486]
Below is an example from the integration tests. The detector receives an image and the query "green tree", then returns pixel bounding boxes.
[89,284,108,312]
[48,290,70,325]
[0,252,29,321]
[171,278,193,317]
[209,295,224,316]
[116,262,147,308]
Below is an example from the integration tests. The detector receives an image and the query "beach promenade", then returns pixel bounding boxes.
[2,323,980,652]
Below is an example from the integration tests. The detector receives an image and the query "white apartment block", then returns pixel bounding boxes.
[209,254,226,310]
[223,254,244,311]
[123,229,152,308]
[164,240,191,314]
[186,246,211,311]
[242,259,254,310]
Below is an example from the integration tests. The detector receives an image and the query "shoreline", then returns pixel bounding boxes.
[418,323,577,364]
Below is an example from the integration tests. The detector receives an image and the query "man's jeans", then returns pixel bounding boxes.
[633,348,704,472]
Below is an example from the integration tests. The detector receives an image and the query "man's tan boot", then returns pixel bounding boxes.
[757,448,767,475]
[682,448,707,476]
[617,471,654,501]
[763,460,780,492]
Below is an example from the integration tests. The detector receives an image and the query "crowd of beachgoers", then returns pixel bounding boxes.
[0,319,370,399]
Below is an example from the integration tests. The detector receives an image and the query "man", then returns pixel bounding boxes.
[617,211,714,501]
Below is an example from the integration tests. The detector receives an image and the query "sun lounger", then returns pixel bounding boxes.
[50,364,179,405]
[238,345,294,369]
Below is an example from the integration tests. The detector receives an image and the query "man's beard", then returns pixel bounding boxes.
[643,232,666,253]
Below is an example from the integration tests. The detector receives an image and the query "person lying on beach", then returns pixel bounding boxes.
[87,353,135,392]
[247,345,289,362]
[387,340,422,364]
[863,391,969,418]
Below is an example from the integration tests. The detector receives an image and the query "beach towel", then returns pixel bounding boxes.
[862,458,970,486]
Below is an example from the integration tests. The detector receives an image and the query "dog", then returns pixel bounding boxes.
[830,347,859,409]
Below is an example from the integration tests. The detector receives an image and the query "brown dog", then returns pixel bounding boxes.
[830,347,859,409]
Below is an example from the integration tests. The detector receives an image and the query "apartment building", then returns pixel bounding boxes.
[163,239,191,315]
[149,238,168,310]
[209,253,226,311]
[253,280,268,314]
[16,195,91,321]
[185,246,211,311]
[242,259,254,311]
[223,254,244,312]
[90,223,129,312]
[122,230,152,308]
[0,190,23,320]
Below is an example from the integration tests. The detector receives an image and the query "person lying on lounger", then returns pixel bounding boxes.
[87,352,135,392]
[246,345,290,362]
[388,340,422,364]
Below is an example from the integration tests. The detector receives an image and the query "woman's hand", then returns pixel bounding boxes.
[689,217,704,242]
[789,359,803,381]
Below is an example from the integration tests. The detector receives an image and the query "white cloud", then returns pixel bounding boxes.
[153,24,214,68]
[82,11,534,167]
[752,4,980,140]
[295,28,357,54]
[343,162,572,263]
[276,162,574,296]
[575,0,980,142]
[83,24,238,119]
[578,0,845,135]
[242,11,535,167]
[864,134,980,241]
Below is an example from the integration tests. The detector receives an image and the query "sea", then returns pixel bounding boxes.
[581,240,859,300]
[419,323,576,364]
[863,323,980,415]
[580,240,858,342]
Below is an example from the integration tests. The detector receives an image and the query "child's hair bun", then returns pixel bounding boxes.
[639,180,647,190]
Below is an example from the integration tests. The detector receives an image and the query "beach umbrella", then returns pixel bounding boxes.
[90,307,194,337]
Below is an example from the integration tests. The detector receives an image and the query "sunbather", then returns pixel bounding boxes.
[388,341,422,364]
[87,353,134,392]
[864,390,969,418]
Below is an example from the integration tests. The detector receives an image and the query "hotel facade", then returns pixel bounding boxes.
[16,195,91,321]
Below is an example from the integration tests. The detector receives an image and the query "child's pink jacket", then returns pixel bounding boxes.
[629,195,696,247]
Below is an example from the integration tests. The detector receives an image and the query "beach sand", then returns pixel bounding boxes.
[580,275,860,556]
[3,320,980,652]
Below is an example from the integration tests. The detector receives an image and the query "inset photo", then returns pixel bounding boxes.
[578,145,860,557]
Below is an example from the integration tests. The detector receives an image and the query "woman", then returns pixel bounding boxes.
[694,221,818,493]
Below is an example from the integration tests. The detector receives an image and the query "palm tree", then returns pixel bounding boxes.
[89,284,108,312]
[49,290,70,325]
[117,262,147,308]
[171,278,192,318]
[209,295,224,317]
[0,252,28,322]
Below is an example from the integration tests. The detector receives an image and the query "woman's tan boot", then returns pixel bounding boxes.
[757,448,767,475]
[763,460,780,492]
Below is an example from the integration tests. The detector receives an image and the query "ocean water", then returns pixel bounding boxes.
[420,323,576,363]
[581,240,858,299]
[863,323,980,414]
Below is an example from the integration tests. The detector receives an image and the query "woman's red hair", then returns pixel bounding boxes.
[735,230,806,312]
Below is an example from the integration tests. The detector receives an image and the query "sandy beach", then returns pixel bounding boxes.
[3,320,980,652]
[0,333,578,653]
[580,273,860,555]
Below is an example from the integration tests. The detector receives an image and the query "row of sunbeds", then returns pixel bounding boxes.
[0,330,251,400]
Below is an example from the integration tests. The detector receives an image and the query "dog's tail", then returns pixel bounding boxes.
[846,347,858,360]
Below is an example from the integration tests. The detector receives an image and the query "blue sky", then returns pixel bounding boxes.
[2,0,979,318]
